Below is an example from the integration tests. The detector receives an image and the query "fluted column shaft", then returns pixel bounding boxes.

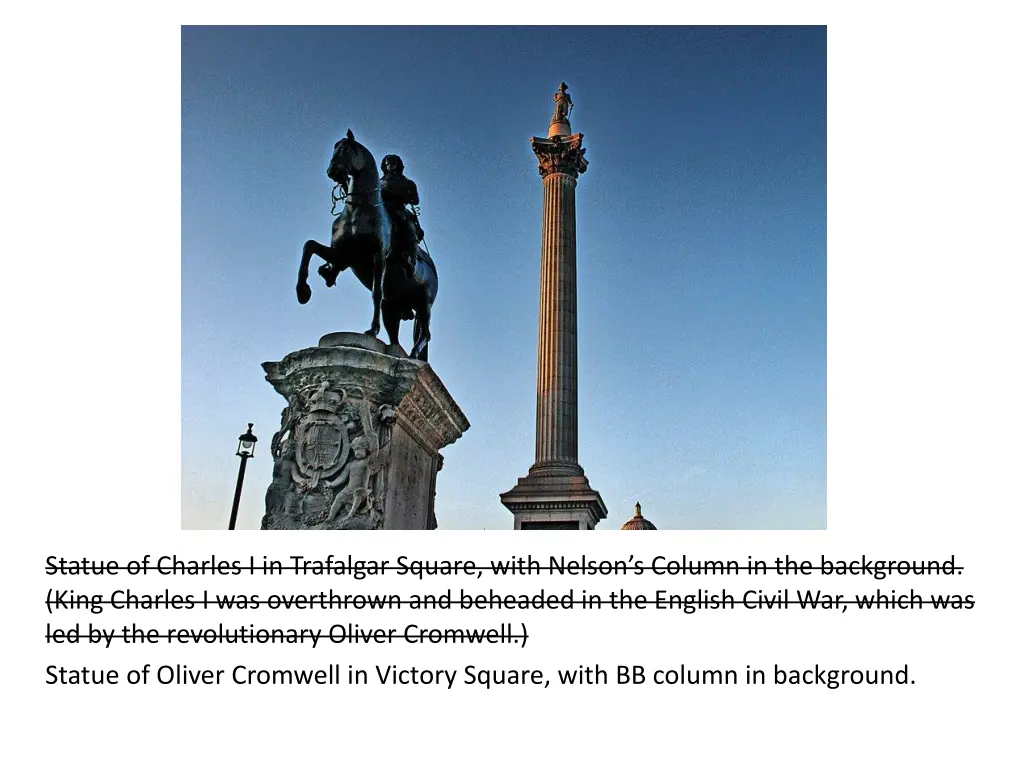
[534,172,579,469]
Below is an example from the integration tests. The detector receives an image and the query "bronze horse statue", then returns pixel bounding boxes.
[296,129,438,361]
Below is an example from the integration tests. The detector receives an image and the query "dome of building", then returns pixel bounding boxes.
[621,502,657,530]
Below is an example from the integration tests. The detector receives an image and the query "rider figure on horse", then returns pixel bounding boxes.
[380,154,424,277]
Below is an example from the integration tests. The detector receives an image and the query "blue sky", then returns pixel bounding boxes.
[182,26,825,530]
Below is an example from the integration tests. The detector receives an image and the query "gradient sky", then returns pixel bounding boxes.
[182,26,825,530]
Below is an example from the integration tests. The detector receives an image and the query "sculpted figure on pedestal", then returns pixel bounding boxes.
[270,393,301,458]
[295,129,438,360]
[323,436,376,524]
[322,401,394,528]
[264,438,307,520]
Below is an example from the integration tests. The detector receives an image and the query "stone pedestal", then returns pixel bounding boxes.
[261,332,469,530]
[549,118,571,139]
[500,472,608,530]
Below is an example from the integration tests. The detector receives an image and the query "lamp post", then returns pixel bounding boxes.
[228,423,258,530]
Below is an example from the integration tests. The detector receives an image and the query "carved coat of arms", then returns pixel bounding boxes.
[263,376,396,531]
[294,380,349,488]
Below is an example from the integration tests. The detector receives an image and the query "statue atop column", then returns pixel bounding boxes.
[552,82,573,121]
[549,82,574,138]
[534,81,587,176]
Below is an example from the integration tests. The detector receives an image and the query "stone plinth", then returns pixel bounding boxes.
[500,471,608,530]
[261,332,469,530]
[548,119,571,139]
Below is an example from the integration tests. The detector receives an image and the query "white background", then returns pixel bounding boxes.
[5,3,1023,766]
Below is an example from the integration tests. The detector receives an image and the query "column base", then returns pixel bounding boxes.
[500,468,608,530]
[528,459,586,477]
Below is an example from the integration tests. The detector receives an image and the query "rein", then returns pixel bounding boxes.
[331,181,381,215]
[412,204,432,259]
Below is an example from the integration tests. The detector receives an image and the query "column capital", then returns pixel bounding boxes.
[530,133,588,179]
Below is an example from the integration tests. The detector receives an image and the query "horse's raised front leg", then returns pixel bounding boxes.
[297,240,332,304]
[365,251,384,337]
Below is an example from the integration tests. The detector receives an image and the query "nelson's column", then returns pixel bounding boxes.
[500,83,608,530]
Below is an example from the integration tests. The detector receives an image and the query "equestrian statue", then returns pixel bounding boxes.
[296,129,438,361]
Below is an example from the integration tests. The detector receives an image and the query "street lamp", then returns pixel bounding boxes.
[228,423,258,530]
